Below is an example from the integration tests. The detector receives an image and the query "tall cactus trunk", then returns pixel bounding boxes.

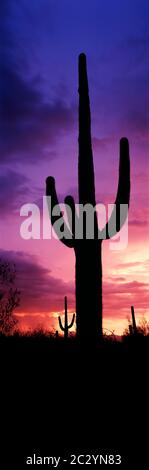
[78,54,96,207]
[76,54,102,340]
[75,241,102,340]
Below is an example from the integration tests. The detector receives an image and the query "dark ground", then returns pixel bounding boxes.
[0,335,148,467]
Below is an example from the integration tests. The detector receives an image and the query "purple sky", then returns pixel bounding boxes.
[0,0,149,333]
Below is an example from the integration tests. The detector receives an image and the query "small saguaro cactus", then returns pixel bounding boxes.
[131,305,137,335]
[58,296,75,339]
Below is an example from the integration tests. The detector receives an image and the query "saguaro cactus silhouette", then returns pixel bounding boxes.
[58,296,75,339]
[131,305,137,334]
[46,53,130,340]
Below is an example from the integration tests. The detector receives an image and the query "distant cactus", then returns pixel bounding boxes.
[55,330,59,339]
[46,54,130,340]
[58,296,75,339]
[131,305,137,334]
[129,324,133,335]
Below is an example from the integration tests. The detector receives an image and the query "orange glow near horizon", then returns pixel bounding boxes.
[10,212,149,336]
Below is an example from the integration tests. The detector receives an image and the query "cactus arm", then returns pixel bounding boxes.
[100,138,130,240]
[68,313,75,329]
[58,315,65,332]
[46,177,74,248]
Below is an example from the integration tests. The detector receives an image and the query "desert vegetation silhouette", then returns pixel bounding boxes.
[46,53,130,341]
[0,260,20,334]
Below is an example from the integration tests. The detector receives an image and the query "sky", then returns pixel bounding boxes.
[0,0,149,334]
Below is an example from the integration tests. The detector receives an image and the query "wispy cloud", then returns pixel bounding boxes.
[0,63,74,164]
[0,249,74,321]
[0,170,30,215]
